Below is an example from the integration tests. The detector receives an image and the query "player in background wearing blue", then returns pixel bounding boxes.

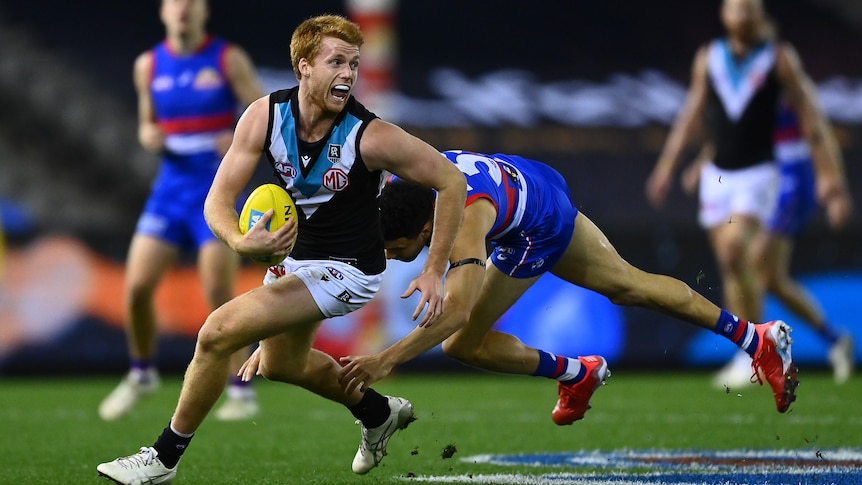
[316,150,795,426]
[97,15,465,484]
[682,103,854,387]
[98,0,264,422]
[645,0,850,387]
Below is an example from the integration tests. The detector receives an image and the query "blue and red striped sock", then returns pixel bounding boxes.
[714,310,760,357]
[533,350,584,384]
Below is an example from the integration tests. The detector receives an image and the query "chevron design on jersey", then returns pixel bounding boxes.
[708,40,776,121]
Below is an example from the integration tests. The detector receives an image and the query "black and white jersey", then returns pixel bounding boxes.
[264,87,386,275]
[705,38,781,170]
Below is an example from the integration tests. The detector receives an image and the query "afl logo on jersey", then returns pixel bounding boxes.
[275,161,297,179]
[194,67,224,90]
[326,266,344,280]
[323,167,349,192]
[501,163,520,185]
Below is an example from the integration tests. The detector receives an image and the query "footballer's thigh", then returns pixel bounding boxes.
[551,213,641,296]
[124,234,179,294]
[197,239,240,308]
[258,319,322,380]
[444,266,542,373]
[453,264,537,344]
[199,274,324,355]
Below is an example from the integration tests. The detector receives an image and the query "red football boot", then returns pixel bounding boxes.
[552,355,610,425]
[750,320,799,413]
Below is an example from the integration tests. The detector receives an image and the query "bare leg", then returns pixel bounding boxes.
[259,332,364,406]
[171,275,324,434]
[444,213,725,375]
[124,235,179,360]
[99,235,179,420]
[442,269,540,374]
[556,213,721,328]
[197,241,252,378]
[756,234,827,329]
[708,216,764,322]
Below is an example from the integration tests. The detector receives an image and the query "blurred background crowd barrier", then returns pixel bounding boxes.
[1,0,860,375]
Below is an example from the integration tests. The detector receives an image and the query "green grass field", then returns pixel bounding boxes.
[2,370,860,484]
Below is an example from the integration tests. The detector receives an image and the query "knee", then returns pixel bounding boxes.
[125,280,156,310]
[257,356,305,384]
[195,313,240,359]
[442,336,480,364]
[257,363,287,383]
[203,281,234,309]
[257,363,296,383]
[714,240,747,273]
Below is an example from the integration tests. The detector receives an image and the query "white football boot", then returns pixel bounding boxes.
[352,396,416,474]
[97,447,177,485]
[99,368,160,421]
[214,385,260,421]
[828,334,854,385]
[712,349,755,390]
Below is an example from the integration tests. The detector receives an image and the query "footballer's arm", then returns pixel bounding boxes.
[338,199,494,394]
[205,97,296,260]
[361,120,467,326]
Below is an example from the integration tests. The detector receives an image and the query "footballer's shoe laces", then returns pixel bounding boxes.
[352,396,417,474]
[552,355,610,426]
[750,320,799,413]
[97,447,177,485]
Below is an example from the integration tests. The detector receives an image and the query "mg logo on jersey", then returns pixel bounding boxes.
[327,144,342,163]
[323,167,349,192]
[531,258,545,271]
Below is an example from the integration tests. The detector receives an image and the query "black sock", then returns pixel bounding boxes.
[152,423,193,469]
[347,388,390,428]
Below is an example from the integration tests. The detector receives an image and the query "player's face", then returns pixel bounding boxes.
[301,36,360,113]
[161,0,207,37]
[384,236,427,263]
[721,0,764,43]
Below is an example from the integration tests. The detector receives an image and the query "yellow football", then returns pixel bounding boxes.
[238,183,297,266]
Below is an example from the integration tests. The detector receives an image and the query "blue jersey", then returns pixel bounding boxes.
[441,151,578,278]
[151,36,238,157]
[136,36,240,250]
[769,105,816,236]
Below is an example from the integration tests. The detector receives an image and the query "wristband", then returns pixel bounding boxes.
[448,258,486,271]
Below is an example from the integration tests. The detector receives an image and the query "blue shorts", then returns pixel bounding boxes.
[135,153,220,252]
[769,161,816,238]
[490,161,577,279]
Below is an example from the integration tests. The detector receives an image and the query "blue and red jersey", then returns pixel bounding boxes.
[135,36,241,250]
[440,150,578,278]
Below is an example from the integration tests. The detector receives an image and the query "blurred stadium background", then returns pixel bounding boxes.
[1,0,860,377]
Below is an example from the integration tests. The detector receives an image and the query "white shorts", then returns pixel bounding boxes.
[698,161,779,229]
[263,258,383,318]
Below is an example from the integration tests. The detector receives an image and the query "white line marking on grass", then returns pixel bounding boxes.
[401,473,710,484]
